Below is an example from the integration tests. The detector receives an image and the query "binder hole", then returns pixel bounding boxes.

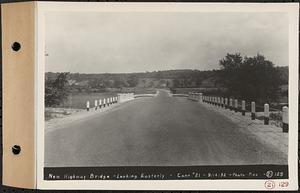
[12,145,21,155]
[11,42,21,52]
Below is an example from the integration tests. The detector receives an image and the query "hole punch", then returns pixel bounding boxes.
[11,42,21,51]
[12,145,21,155]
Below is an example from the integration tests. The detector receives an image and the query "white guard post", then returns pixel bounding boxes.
[234,99,238,112]
[225,98,228,109]
[241,100,246,116]
[264,103,269,125]
[103,98,106,107]
[282,106,288,133]
[99,99,102,108]
[251,102,255,120]
[94,100,98,110]
[86,101,90,111]
[229,98,233,110]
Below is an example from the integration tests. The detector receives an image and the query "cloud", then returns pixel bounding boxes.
[45,12,288,73]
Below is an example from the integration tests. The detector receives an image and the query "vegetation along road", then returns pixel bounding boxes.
[45,89,287,167]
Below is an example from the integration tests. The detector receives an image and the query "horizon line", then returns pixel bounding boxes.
[45,65,288,75]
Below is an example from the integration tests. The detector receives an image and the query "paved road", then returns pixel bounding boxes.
[45,90,287,167]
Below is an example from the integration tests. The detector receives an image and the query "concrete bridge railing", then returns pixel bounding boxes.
[86,96,118,111]
[188,93,288,133]
[85,92,158,113]
[118,93,135,103]
[85,93,135,112]
[187,92,203,102]
[134,93,156,98]
[172,94,189,97]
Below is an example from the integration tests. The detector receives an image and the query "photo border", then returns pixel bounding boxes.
[36,2,299,190]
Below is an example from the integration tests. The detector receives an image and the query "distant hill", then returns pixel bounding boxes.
[46,69,219,89]
[45,67,288,93]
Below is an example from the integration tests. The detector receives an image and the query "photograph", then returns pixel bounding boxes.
[43,8,291,181]
[1,1,298,190]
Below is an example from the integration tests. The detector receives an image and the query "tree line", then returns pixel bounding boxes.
[45,53,288,107]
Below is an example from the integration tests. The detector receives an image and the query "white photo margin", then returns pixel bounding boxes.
[35,2,299,190]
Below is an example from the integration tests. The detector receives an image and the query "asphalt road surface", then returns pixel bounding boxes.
[45,90,287,167]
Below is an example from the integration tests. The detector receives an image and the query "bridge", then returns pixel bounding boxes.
[45,89,288,167]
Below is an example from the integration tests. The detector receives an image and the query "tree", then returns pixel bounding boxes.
[219,53,281,103]
[219,53,243,96]
[114,79,126,88]
[127,75,139,87]
[45,73,70,107]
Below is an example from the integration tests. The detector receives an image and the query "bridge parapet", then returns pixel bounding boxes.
[188,92,203,102]
[134,94,157,98]
[117,93,134,103]
[172,94,189,97]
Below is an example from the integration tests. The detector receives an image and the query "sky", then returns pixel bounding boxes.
[45,12,288,73]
